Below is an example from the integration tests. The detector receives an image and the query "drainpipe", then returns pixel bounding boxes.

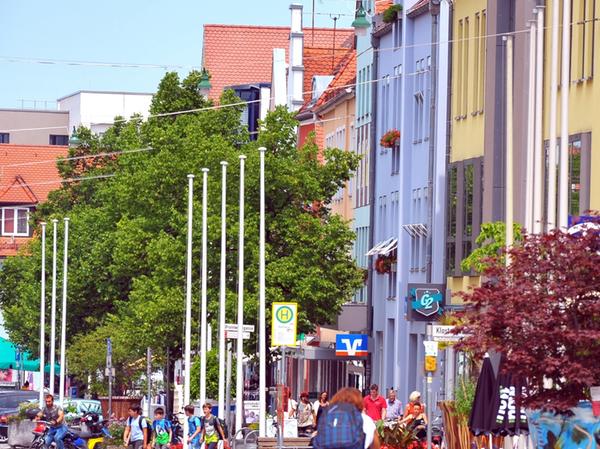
[426,0,440,283]
[366,32,380,388]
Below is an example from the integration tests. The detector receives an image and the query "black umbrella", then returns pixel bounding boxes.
[468,356,497,436]
[490,371,529,436]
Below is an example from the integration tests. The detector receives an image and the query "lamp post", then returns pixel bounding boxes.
[351,2,370,37]
[198,69,212,98]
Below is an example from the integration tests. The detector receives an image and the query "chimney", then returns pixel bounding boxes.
[287,4,305,111]
[271,48,288,110]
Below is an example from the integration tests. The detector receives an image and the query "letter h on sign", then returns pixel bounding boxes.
[335,334,368,357]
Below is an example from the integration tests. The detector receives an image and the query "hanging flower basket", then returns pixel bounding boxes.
[380,129,400,148]
[375,254,396,274]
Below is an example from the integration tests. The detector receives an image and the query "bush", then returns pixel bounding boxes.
[383,4,403,23]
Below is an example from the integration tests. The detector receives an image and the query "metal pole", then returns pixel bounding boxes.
[505,35,514,262]
[218,161,228,420]
[547,0,560,230]
[426,325,433,449]
[533,7,545,234]
[525,21,537,232]
[226,342,233,430]
[184,174,194,438]
[107,338,113,420]
[200,168,209,406]
[258,147,267,437]
[39,222,46,407]
[236,155,247,433]
[147,347,152,416]
[559,0,571,229]
[59,218,69,404]
[49,219,58,396]
[278,346,286,449]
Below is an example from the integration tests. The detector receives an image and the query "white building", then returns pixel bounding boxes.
[57,90,153,135]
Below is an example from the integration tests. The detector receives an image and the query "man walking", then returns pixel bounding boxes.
[37,394,67,449]
[363,384,387,421]
[386,389,403,420]
[123,405,149,449]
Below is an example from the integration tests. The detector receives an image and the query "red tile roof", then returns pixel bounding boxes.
[0,145,68,205]
[314,52,357,109]
[375,0,394,14]
[303,47,355,105]
[202,24,354,101]
[408,0,429,16]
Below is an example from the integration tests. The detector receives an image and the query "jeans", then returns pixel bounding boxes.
[45,425,67,449]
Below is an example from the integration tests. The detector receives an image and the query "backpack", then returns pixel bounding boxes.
[202,415,228,440]
[128,416,150,437]
[154,419,170,445]
[312,403,365,449]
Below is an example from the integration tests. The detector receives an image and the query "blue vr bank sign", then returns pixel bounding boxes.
[335,334,368,357]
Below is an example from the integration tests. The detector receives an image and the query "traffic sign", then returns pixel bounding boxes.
[431,325,468,342]
[423,340,439,357]
[225,330,251,340]
[271,302,298,347]
[224,324,255,333]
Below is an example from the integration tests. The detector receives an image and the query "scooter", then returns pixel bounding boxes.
[168,413,184,449]
[76,413,111,449]
[30,421,87,449]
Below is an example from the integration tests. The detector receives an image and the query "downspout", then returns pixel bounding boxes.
[426,0,440,283]
[366,33,380,388]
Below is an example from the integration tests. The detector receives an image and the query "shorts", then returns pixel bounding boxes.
[129,441,144,449]
[206,442,218,449]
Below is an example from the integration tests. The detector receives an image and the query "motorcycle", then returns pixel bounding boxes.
[30,421,86,449]
[74,413,111,449]
[167,413,184,449]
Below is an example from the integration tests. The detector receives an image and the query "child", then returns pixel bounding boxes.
[184,405,202,449]
[200,403,228,449]
[151,408,172,449]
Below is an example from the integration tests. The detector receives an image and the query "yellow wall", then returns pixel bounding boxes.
[321,96,355,222]
[450,0,487,162]
[543,0,600,211]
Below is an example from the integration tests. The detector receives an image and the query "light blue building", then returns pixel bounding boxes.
[368,0,450,404]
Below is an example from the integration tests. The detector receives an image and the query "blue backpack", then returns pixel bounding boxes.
[312,403,365,449]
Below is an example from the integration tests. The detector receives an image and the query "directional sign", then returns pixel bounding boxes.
[271,302,298,347]
[224,324,255,333]
[225,330,251,340]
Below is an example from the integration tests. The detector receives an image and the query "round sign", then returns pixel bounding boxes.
[275,305,294,323]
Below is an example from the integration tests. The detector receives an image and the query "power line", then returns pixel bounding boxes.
[3,147,154,168]
[0,173,115,191]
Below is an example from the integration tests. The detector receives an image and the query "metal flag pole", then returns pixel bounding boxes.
[235,155,247,433]
[49,218,58,396]
[558,0,571,229]
[200,168,209,405]
[39,222,47,407]
[218,161,228,419]
[505,35,514,263]
[59,217,69,403]
[184,174,195,439]
[258,147,267,437]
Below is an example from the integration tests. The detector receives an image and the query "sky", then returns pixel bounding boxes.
[0,0,355,109]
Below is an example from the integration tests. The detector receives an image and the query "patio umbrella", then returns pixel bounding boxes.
[490,371,529,436]
[468,355,497,436]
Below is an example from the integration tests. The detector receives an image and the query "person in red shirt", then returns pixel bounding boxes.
[363,384,387,421]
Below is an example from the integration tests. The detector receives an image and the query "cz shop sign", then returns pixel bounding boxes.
[407,283,445,321]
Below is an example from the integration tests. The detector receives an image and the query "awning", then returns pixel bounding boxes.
[365,237,398,256]
[0,337,59,372]
[401,223,429,238]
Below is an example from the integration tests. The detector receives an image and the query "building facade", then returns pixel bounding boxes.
[0,109,69,146]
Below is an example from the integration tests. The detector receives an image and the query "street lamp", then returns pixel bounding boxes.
[352,2,370,37]
[68,127,80,147]
[198,68,212,98]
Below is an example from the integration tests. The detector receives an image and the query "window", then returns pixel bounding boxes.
[49,135,69,146]
[391,144,400,175]
[0,133,9,144]
[479,11,486,112]
[446,158,483,276]
[456,19,464,119]
[394,19,402,49]
[2,208,29,236]
[473,13,480,115]
[463,17,470,118]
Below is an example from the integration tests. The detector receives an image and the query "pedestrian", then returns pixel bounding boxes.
[312,387,380,449]
[184,405,202,449]
[283,387,297,419]
[386,389,402,420]
[124,404,149,449]
[363,384,387,422]
[150,407,172,449]
[200,403,228,449]
[399,402,427,439]
[36,394,67,449]
[313,391,329,427]
[404,391,425,416]
[296,392,314,436]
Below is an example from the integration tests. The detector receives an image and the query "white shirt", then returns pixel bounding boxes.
[362,413,376,449]
[283,398,297,419]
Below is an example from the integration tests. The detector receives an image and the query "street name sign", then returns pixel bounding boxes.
[431,325,468,342]
[271,302,298,347]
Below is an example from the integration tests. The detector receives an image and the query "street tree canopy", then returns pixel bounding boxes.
[456,229,600,412]
[0,71,363,394]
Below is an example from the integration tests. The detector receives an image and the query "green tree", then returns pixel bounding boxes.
[460,221,522,272]
[0,71,362,397]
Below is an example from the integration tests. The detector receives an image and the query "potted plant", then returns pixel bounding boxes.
[375,254,396,274]
[7,402,40,447]
[382,4,403,23]
[376,420,419,449]
[380,129,401,148]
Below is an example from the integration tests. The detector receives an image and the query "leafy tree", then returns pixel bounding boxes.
[456,229,600,412]
[460,221,522,272]
[0,71,362,398]
[190,349,236,401]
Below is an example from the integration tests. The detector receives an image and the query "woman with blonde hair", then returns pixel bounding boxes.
[404,391,425,417]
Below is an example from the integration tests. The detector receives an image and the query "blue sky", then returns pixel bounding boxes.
[0,0,355,109]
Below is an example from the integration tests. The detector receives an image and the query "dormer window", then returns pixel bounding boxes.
[2,208,29,236]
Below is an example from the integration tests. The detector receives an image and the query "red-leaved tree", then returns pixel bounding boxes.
[456,229,600,412]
